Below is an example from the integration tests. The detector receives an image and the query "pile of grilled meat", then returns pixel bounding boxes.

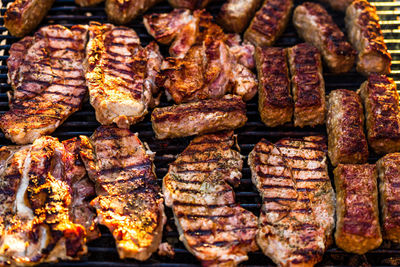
[1,0,400,266]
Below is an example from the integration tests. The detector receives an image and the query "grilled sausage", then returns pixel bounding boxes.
[326,89,368,166]
[293,2,356,73]
[358,74,400,154]
[151,94,247,139]
[168,0,212,9]
[255,47,293,127]
[345,0,391,75]
[317,0,353,12]
[4,0,55,37]
[334,164,382,255]
[288,43,326,127]
[75,0,104,6]
[244,0,293,46]
[377,153,400,243]
[106,0,161,24]
[217,0,262,33]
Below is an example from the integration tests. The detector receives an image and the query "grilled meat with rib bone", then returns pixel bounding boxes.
[0,25,88,145]
[163,131,258,266]
[79,126,166,261]
[106,0,161,25]
[85,22,162,128]
[249,136,335,267]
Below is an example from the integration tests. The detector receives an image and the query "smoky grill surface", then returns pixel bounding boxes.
[1,0,400,266]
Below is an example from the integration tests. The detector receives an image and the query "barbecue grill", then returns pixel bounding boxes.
[1,0,400,266]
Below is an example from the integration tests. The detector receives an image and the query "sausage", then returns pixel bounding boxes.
[326,89,368,166]
[334,164,382,255]
[293,2,356,73]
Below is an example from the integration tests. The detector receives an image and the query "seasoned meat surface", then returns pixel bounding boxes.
[85,22,162,128]
[293,2,356,73]
[4,0,55,37]
[0,25,88,145]
[163,132,258,266]
[326,89,368,166]
[106,0,161,24]
[334,164,382,254]
[151,94,247,139]
[79,126,166,261]
[317,0,353,12]
[168,0,213,9]
[75,0,104,6]
[249,136,335,266]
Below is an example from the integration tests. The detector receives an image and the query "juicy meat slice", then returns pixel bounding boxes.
[293,2,356,73]
[79,125,166,261]
[248,136,335,267]
[106,0,161,25]
[85,22,162,128]
[151,94,248,140]
[4,0,55,37]
[75,0,104,6]
[0,25,88,145]
[164,132,258,266]
[168,0,213,9]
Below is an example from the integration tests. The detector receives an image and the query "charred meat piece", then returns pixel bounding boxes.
[85,22,162,128]
[345,0,391,75]
[168,0,213,9]
[79,126,166,261]
[377,153,400,243]
[255,47,293,127]
[326,89,368,166]
[151,94,247,140]
[358,74,400,154]
[164,132,258,266]
[75,0,104,6]
[244,0,293,47]
[217,0,262,33]
[288,43,326,127]
[0,25,88,145]
[249,136,335,266]
[293,2,356,73]
[317,0,353,12]
[106,0,161,25]
[334,164,382,254]
[4,0,55,37]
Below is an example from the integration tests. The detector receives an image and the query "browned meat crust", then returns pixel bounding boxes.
[255,47,293,127]
[377,153,400,243]
[168,0,212,9]
[151,94,247,139]
[334,164,382,254]
[75,0,104,6]
[106,0,161,24]
[249,136,335,266]
[288,43,326,127]
[217,0,262,33]
[293,2,356,73]
[164,132,258,265]
[244,0,293,46]
[326,89,368,166]
[358,74,400,154]
[4,0,55,37]
[345,0,391,75]
[317,0,354,12]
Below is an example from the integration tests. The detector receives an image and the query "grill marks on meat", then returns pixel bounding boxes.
[0,25,88,145]
[85,22,162,128]
[249,136,335,266]
[244,0,293,47]
[106,0,161,25]
[293,2,356,74]
[345,0,391,75]
[164,132,258,266]
[79,126,165,261]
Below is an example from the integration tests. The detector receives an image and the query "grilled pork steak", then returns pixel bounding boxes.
[106,0,161,24]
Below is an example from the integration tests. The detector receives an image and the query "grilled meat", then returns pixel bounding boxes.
[85,22,162,128]
[0,25,88,145]
[4,0,55,37]
[79,126,166,260]
[248,136,335,266]
[168,0,213,9]
[334,164,382,254]
[164,131,258,266]
[345,0,391,75]
[293,2,356,74]
[377,153,400,243]
[244,0,293,47]
[75,0,104,6]
[317,0,353,12]
[255,47,293,127]
[217,0,262,33]
[288,43,326,127]
[106,0,161,25]
[358,74,400,154]
[151,94,247,140]
[326,89,368,166]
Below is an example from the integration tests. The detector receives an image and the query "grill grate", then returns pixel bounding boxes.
[1,0,400,266]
